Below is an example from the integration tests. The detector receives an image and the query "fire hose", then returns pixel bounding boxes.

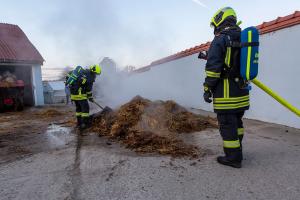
[251,78,300,117]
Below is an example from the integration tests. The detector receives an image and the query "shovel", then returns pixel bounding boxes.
[90,99,113,119]
[92,100,104,110]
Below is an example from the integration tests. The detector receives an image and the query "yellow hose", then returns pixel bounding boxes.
[252,78,300,117]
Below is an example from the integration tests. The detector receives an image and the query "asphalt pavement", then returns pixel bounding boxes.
[0,117,299,200]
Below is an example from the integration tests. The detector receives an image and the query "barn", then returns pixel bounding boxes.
[0,23,44,106]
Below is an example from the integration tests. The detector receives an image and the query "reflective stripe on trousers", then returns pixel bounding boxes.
[81,112,89,118]
[223,140,241,148]
[238,128,244,136]
[76,112,82,117]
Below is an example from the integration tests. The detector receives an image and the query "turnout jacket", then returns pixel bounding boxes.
[204,26,249,113]
[69,69,96,101]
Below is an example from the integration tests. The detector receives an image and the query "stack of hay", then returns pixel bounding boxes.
[0,71,17,86]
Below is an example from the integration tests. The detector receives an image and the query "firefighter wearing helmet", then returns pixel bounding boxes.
[66,64,101,130]
[203,7,250,168]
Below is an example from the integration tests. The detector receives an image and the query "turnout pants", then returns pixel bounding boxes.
[74,100,90,126]
[217,111,245,162]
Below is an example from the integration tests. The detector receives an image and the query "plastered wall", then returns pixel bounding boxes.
[116,25,300,129]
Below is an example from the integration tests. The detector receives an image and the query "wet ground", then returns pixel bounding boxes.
[0,107,300,200]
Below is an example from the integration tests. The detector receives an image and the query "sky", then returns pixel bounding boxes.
[1,0,300,69]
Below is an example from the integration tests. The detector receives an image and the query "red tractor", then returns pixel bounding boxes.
[0,80,24,112]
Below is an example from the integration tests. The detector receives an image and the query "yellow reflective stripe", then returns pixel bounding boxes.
[238,128,244,136]
[71,87,88,100]
[225,48,229,66]
[223,79,226,98]
[76,112,82,116]
[69,74,77,79]
[226,79,229,98]
[204,85,209,92]
[71,94,87,100]
[70,93,87,98]
[214,102,250,110]
[206,70,221,78]
[214,95,249,102]
[225,47,232,67]
[224,140,241,148]
[206,73,220,78]
[223,79,229,98]
[81,113,89,117]
[82,78,87,84]
[246,30,252,80]
[214,95,250,103]
[214,101,249,108]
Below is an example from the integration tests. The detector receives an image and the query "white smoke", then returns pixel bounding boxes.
[191,0,208,8]
[93,55,206,110]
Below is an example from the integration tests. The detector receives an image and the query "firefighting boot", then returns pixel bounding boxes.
[80,123,87,130]
[239,137,244,160]
[80,117,90,130]
[217,156,242,168]
[76,117,82,128]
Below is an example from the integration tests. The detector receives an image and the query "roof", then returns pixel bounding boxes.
[258,11,300,34]
[135,11,300,72]
[0,23,44,65]
[46,81,65,91]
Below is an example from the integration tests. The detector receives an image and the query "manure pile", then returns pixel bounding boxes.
[36,109,63,117]
[90,96,216,158]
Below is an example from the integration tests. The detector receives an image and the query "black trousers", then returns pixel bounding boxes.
[74,100,90,125]
[217,111,245,162]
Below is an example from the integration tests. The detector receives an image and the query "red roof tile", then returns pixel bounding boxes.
[135,11,300,73]
[0,23,44,65]
[148,42,211,67]
[258,11,300,34]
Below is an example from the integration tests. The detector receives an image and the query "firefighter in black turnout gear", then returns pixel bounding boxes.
[203,7,249,168]
[66,64,101,130]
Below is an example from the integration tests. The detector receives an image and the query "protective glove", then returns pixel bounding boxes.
[203,91,212,103]
[88,97,94,102]
[198,51,208,60]
[203,84,212,103]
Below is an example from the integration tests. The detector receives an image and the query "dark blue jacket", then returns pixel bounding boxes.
[204,26,250,113]
[69,68,96,100]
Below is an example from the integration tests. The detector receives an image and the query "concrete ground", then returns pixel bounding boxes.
[0,109,300,200]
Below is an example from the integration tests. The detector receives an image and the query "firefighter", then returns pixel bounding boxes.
[69,64,101,130]
[203,7,249,168]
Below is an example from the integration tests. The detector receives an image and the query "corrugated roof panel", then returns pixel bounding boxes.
[0,23,44,65]
[48,81,65,91]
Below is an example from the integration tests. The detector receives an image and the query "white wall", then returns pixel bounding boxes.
[246,25,300,128]
[32,65,44,106]
[117,56,208,109]
[101,25,300,129]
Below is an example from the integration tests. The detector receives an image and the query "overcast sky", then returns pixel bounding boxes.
[1,0,300,68]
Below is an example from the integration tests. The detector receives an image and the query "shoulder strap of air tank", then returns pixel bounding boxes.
[225,35,241,48]
[240,42,259,47]
[226,36,259,48]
